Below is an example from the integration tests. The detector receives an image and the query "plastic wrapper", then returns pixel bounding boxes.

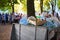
[19,17,28,25]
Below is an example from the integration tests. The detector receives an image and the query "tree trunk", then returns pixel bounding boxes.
[40,0,43,13]
[12,4,14,13]
[11,0,14,14]
[51,0,55,16]
[27,0,35,17]
[52,4,54,16]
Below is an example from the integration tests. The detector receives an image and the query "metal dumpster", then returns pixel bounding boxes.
[11,23,48,40]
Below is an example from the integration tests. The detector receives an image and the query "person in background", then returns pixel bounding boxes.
[51,13,60,27]
[2,13,6,24]
[19,13,22,19]
[10,14,12,24]
[56,13,59,20]
[10,13,15,24]
[0,13,2,24]
[36,13,41,19]
[40,11,47,20]
[5,13,9,23]
[8,13,10,23]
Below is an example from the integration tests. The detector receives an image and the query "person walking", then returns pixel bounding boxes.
[0,13,2,24]
[5,13,8,23]
[2,13,6,24]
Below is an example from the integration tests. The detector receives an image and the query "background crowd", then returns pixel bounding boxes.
[0,13,23,24]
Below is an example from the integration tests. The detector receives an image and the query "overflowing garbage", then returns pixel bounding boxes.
[19,16,28,25]
[19,12,60,28]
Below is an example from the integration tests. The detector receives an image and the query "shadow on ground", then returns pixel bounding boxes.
[11,24,18,40]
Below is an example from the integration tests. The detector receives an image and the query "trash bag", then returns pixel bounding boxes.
[43,21,55,30]
[28,16,36,21]
[40,15,45,20]
[36,16,41,19]
[28,16,36,25]
[28,16,46,26]
[53,21,60,27]
[19,17,28,25]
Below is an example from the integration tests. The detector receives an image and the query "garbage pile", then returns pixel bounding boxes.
[19,11,60,40]
[19,12,60,27]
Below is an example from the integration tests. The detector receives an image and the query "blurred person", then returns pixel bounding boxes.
[10,14,12,24]
[50,13,60,27]
[43,12,60,28]
[8,14,10,23]
[39,11,48,20]
[2,13,6,24]
[10,14,15,24]
[19,13,23,19]
[5,13,9,23]
[0,13,2,23]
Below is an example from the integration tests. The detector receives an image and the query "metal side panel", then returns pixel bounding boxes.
[21,25,35,40]
[11,23,48,40]
[36,27,48,40]
[15,23,19,40]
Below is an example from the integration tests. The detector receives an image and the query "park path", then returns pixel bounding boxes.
[0,24,12,40]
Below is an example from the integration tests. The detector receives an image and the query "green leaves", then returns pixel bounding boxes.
[57,0,60,9]
[43,0,50,11]
[0,0,19,12]
[14,0,19,3]
[19,0,27,12]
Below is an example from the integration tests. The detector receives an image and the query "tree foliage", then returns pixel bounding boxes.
[20,0,27,12]
[43,0,51,11]
[57,0,60,9]
[27,0,35,17]
[0,0,18,12]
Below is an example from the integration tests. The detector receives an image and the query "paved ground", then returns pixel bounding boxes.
[0,24,12,40]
